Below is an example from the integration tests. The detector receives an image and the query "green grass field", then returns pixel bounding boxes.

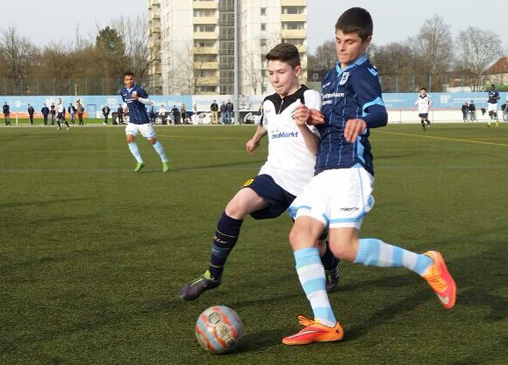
[1,123,507,364]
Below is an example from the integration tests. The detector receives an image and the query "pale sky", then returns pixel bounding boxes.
[2,0,507,53]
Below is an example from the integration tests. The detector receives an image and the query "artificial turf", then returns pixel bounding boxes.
[1,122,507,364]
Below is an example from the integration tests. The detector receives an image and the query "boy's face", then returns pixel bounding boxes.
[335,30,371,67]
[267,60,301,97]
[124,75,135,88]
[420,89,426,96]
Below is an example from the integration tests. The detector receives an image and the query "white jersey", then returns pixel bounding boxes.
[57,103,65,114]
[258,86,321,196]
[415,95,432,113]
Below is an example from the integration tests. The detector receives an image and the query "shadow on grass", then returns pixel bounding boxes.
[172,159,264,172]
[0,197,91,209]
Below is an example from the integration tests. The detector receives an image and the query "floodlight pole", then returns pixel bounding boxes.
[234,0,240,124]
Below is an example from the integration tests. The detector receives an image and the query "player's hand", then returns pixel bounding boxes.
[344,118,367,143]
[292,104,324,126]
[246,139,260,155]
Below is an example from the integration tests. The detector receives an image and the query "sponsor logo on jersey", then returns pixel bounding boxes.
[368,67,378,76]
[340,207,359,212]
[271,131,299,139]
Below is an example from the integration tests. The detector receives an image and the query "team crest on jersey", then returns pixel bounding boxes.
[339,72,349,85]
[368,67,378,76]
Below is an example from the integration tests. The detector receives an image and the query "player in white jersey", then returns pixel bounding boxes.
[56,98,70,131]
[415,87,432,130]
[179,43,341,301]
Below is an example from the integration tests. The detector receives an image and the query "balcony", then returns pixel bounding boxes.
[196,75,219,86]
[193,16,218,25]
[193,1,217,10]
[194,46,218,55]
[281,0,306,6]
[193,31,218,40]
[194,61,219,69]
[281,14,306,22]
[281,29,306,39]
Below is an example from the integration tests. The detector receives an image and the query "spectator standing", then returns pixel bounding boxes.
[27,103,35,125]
[225,99,234,124]
[117,104,124,125]
[171,105,181,125]
[468,100,476,122]
[102,105,111,125]
[50,103,56,125]
[41,103,49,125]
[159,104,167,124]
[220,101,226,124]
[148,104,156,124]
[210,100,219,124]
[180,103,187,124]
[68,103,76,124]
[461,102,469,122]
[3,102,11,126]
[76,102,85,125]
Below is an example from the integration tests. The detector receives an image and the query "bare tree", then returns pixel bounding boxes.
[410,15,453,91]
[308,40,336,72]
[372,42,415,92]
[243,34,280,94]
[456,27,502,91]
[111,15,153,85]
[0,26,39,94]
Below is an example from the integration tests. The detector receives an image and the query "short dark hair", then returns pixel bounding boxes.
[420,87,427,92]
[335,7,373,41]
[124,71,135,77]
[266,43,301,68]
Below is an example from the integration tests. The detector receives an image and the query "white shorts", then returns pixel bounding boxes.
[125,122,156,139]
[288,167,375,229]
[487,103,498,113]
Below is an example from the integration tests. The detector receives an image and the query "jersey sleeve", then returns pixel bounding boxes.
[303,89,322,136]
[351,68,388,128]
[120,89,126,102]
[137,87,149,99]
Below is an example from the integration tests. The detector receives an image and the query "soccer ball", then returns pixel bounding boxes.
[195,305,243,354]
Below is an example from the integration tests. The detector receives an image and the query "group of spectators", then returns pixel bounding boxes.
[460,100,477,122]
[2,101,85,126]
[210,99,234,124]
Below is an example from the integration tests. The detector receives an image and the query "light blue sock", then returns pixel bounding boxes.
[295,247,336,327]
[152,141,168,162]
[355,238,433,275]
[128,142,143,163]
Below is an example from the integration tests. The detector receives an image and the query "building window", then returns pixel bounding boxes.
[194,24,216,32]
[194,40,216,48]
[282,6,304,14]
[282,22,305,30]
[260,8,266,16]
[261,23,266,31]
[193,9,215,17]
[260,39,267,48]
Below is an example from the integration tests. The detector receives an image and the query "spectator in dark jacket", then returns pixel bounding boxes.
[461,102,469,122]
[102,105,111,124]
[41,103,50,125]
[68,103,76,124]
[27,103,35,125]
[468,100,476,122]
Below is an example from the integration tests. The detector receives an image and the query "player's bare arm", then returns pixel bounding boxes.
[246,124,267,155]
[344,118,367,143]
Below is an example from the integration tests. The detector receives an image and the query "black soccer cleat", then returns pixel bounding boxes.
[179,270,221,301]
[325,260,340,293]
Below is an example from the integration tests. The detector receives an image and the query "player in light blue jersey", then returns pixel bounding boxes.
[121,71,169,172]
[282,8,457,346]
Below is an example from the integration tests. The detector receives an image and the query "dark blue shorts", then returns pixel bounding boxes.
[242,174,295,220]
[419,113,429,118]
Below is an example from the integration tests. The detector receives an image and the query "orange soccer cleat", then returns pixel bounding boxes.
[282,316,344,346]
[422,251,457,309]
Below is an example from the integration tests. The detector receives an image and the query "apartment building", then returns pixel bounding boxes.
[148,0,308,95]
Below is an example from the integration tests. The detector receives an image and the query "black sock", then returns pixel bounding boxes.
[208,212,243,280]
[320,240,339,271]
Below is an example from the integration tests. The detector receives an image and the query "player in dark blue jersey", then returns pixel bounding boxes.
[487,83,500,127]
[121,71,169,172]
[282,8,457,346]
